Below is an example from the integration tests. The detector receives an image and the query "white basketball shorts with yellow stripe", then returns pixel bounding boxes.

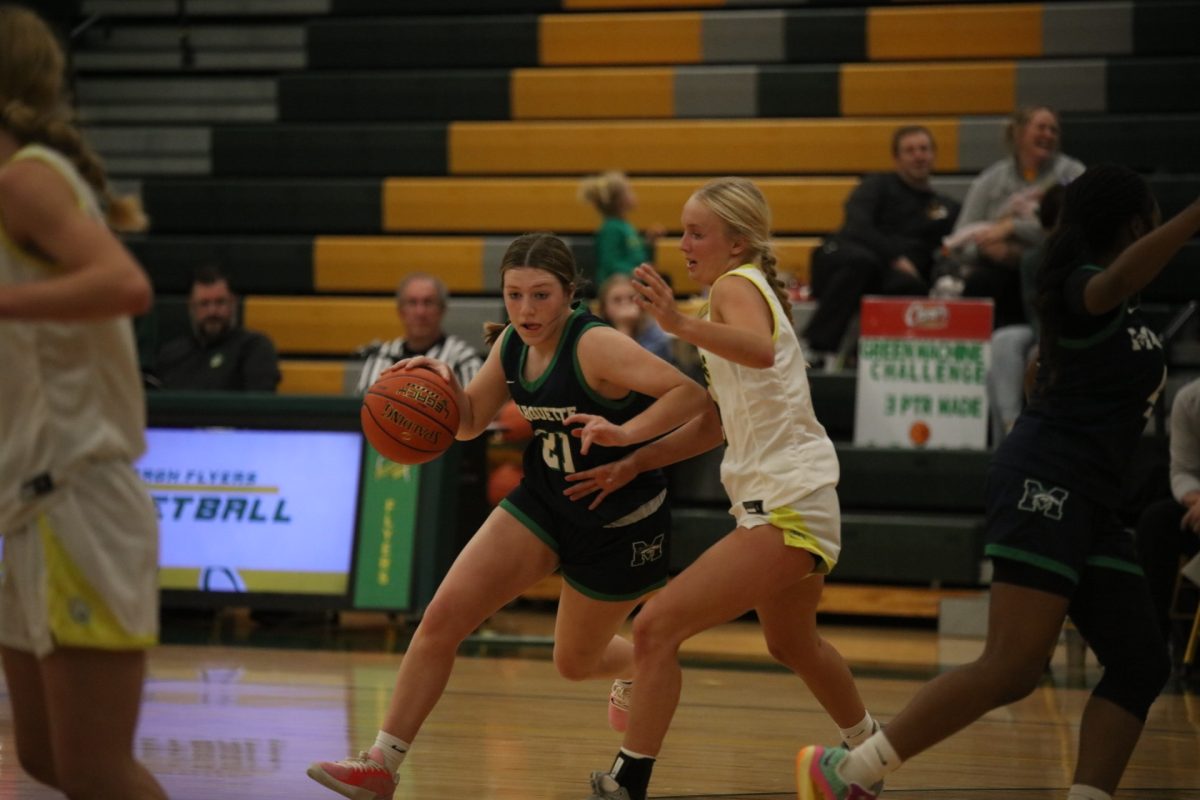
[730,483,842,575]
[0,460,159,658]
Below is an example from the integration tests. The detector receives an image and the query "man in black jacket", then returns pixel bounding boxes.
[802,126,960,367]
[154,265,281,391]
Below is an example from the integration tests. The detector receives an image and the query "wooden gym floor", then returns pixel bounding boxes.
[1,601,1198,799]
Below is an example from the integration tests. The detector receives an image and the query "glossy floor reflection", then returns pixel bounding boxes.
[1,616,1198,799]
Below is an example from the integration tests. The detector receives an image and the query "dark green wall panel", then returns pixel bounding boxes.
[1144,242,1200,303]
[757,65,840,118]
[783,9,866,63]
[331,0,556,13]
[1107,58,1200,112]
[279,72,511,122]
[141,180,382,234]
[1133,1,1200,56]
[1064,114,1200,173]
[308,17,539,68]
[1146,176,1200,219]
[836,447,988,513]
[211,125,447,177]
[130,236,315,294]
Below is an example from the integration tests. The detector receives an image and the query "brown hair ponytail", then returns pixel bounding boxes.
[484,233,583,347]
[0,6,147,232]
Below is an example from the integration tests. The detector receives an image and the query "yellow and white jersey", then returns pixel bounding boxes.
[0,144,146,532]
[699,265,839,517]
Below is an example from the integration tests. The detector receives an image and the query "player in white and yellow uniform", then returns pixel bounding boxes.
[700,263,842,569]
[0,7,166,799]
[571,178,876,800]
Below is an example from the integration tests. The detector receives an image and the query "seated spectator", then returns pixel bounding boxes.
[1137,378,1200,661]
[579,170,664,287]
[153,265,281,391]
[944,105,1085,328]
[596,274,674,364]
[355,272,482,393]
[801,125,960,368]
[986,182,1065,444]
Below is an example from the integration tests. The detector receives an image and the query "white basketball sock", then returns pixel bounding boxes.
[371,730,410,774]
[839,729,901,789]
[1066,785,1111,800]
[838,712,879,748]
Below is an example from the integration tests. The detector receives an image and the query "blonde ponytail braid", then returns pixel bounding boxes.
[756,246,790,310]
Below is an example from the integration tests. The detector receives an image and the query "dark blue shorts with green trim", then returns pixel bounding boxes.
[499,480,670,602]
[983,465,1142,598]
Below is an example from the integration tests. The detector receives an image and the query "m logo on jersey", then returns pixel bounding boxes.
[1018,479,1069,520]
[631,534,665,566]
[1127,325,1162,352]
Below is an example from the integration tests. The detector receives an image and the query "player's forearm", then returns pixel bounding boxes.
[672,314,774,368]
[620,380,710,445]
[0,259,151,321]
[626,406,723,473]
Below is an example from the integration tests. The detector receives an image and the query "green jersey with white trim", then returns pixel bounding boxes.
[499,304,666,528]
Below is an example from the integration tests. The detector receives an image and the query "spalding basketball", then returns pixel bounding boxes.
[361,368,460,464]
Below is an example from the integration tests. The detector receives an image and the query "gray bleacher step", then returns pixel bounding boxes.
[104,156,209,175]
[73,25,305,72]
[79,103,274,123]
[74,51,305,71]
[83,0,329,15]
[930,175,973,204]
[84,127,211,176]
[77,78,277,124]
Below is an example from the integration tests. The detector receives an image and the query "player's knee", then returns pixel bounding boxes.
[1095,645,1171,720]
[411,599,473,650]
[631,606,684,660]
[976,655,1044,706]
[552,646,598,682]
[765,634,818,671]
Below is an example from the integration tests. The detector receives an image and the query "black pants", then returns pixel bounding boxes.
[963,261,1027,329]
[1135,497,1200,640]
[803,239,927,353]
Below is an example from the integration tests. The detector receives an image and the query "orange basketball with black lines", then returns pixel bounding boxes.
[361,367,460,464]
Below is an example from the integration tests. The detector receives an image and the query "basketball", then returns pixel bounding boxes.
[487,461,524,506]
[495,399,533,443]
[361,367,460,464]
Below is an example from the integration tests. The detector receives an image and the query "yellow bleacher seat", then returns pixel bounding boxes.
[448,118,959,175]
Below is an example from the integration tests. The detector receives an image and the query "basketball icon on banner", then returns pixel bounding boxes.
[909,421,931,448]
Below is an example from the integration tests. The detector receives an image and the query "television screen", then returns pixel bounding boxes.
[138,427,363,601]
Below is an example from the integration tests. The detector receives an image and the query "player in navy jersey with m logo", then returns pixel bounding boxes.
[800,166,1200,800]
[308,233,709,800]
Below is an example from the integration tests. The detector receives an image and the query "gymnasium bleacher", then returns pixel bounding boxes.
[72,0,1200,606]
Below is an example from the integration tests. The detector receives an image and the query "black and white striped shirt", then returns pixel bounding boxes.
[355,334,483,394]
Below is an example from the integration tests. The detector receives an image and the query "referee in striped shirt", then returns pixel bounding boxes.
[355,272,483,394]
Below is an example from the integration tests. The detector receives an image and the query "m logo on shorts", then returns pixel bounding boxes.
[631,534,665,567]
[742,500,765,515]
[1018,479,1069,520]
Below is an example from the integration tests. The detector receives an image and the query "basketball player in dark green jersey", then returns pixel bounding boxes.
[308,233,710,800]
[800,168,1200,800]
